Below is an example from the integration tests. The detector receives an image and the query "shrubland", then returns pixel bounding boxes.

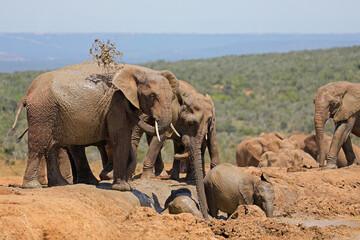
[1,46,360,164]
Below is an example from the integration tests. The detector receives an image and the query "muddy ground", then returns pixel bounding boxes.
[0,160,359,239]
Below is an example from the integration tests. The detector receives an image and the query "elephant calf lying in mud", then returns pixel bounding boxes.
[204,163,275,218]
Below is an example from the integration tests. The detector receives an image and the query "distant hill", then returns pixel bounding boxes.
[0,33,360,72]
[1,46,360,163]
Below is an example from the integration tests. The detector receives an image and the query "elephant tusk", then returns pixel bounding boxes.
[170,123,181,137]
[155,121,161,142]
[205,134,208,140]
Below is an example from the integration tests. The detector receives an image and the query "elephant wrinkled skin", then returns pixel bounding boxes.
[204,163,275,218]
[10,61,177,191]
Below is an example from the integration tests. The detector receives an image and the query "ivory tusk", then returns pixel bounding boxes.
[170,123,181,137]
[155,121,161,142]
[205,134,208,140]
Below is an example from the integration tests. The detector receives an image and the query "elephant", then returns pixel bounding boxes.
[131,80,220,220]
[235,132,297,167]
[303,133,360,167]
[204,163,274,218]
[259,149,318,168]
[9,61,177,190]
[288,133,308,150]
[162,188,202,218]
[314,81,360,168]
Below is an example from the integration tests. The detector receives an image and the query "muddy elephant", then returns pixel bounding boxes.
[162,188,201,218]
[288,133,308,150]
[314,81,360,168]
[236,132,296,167]
[304,133,360,167]
[131,80,220,220]
[9,61,177,190]
[204,163,274,218]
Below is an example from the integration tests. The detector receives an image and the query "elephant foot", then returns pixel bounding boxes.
[154,161,164,176]
[22,179,42,189]
[325,163,338,169]
[170,172,180,180]
[141,167,155,179]
[112,180,131,191]
[38,177,47,186]
[77,175,99,185]
[99,169,113,181]
[47,178,69,187]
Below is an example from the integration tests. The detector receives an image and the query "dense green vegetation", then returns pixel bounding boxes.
[1,46,360,164]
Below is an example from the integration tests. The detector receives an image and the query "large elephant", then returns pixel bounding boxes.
[204,163,274,218]
[9,61,177,190]
[131,80,220,220]
[235,132,296,167]
[314,81,360,168]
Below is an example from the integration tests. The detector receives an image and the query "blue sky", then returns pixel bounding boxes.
[1,0,359,34]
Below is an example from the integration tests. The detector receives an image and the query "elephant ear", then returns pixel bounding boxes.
[159,70,179,101]
[333,89,360,123]
[112,65,140,109]
[238,178,254,205]
[204,94,216,131]
[246,139,265,163]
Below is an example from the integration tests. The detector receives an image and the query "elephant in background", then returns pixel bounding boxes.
[204,163,274,218]
[9,61,177,191]
[288,133,308,150]
[236,132,297,167]
[314,81,360,168]
[131,80,220,220]
[304,133,360,167]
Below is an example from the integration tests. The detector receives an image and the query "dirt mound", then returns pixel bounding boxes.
[0,161,360,239]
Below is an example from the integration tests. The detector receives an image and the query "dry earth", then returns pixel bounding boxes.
[0,160,359,239]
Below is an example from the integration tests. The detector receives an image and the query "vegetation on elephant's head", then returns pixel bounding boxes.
[89,39,123,71]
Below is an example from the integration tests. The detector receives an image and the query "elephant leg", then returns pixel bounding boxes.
[22,150,43,188]
[142,135,165,179]
[46,146,69,187]
[146,134,164,176]
[99,144,114,180]
[170,141,184,180]
[126,148,137,180]
[69,146,99,185]
[58,148,73,184]
[131,124,144,160]
[37,157,47,185]
[342,136,356,166]
[66,147,78,184]
[326,117,355,168]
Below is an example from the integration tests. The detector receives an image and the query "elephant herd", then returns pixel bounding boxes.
[8,61,360,220]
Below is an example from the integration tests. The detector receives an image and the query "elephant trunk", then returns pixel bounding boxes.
[314,110,328,167]
[265,202,274,218]
[125,102,171,136]
[184,135,209,220]
[207,124,220,168]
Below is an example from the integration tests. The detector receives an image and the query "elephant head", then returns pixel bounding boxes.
[112,65,178,138]
[238,174,274,217]
[314,81,360,166]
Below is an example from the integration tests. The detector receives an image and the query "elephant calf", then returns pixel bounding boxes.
[204,163,274,218]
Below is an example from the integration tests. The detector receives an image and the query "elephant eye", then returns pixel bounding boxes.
[150,94,156,102]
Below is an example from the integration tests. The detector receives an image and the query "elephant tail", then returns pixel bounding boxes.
[16,128,28,143]
[8,96,27,137]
